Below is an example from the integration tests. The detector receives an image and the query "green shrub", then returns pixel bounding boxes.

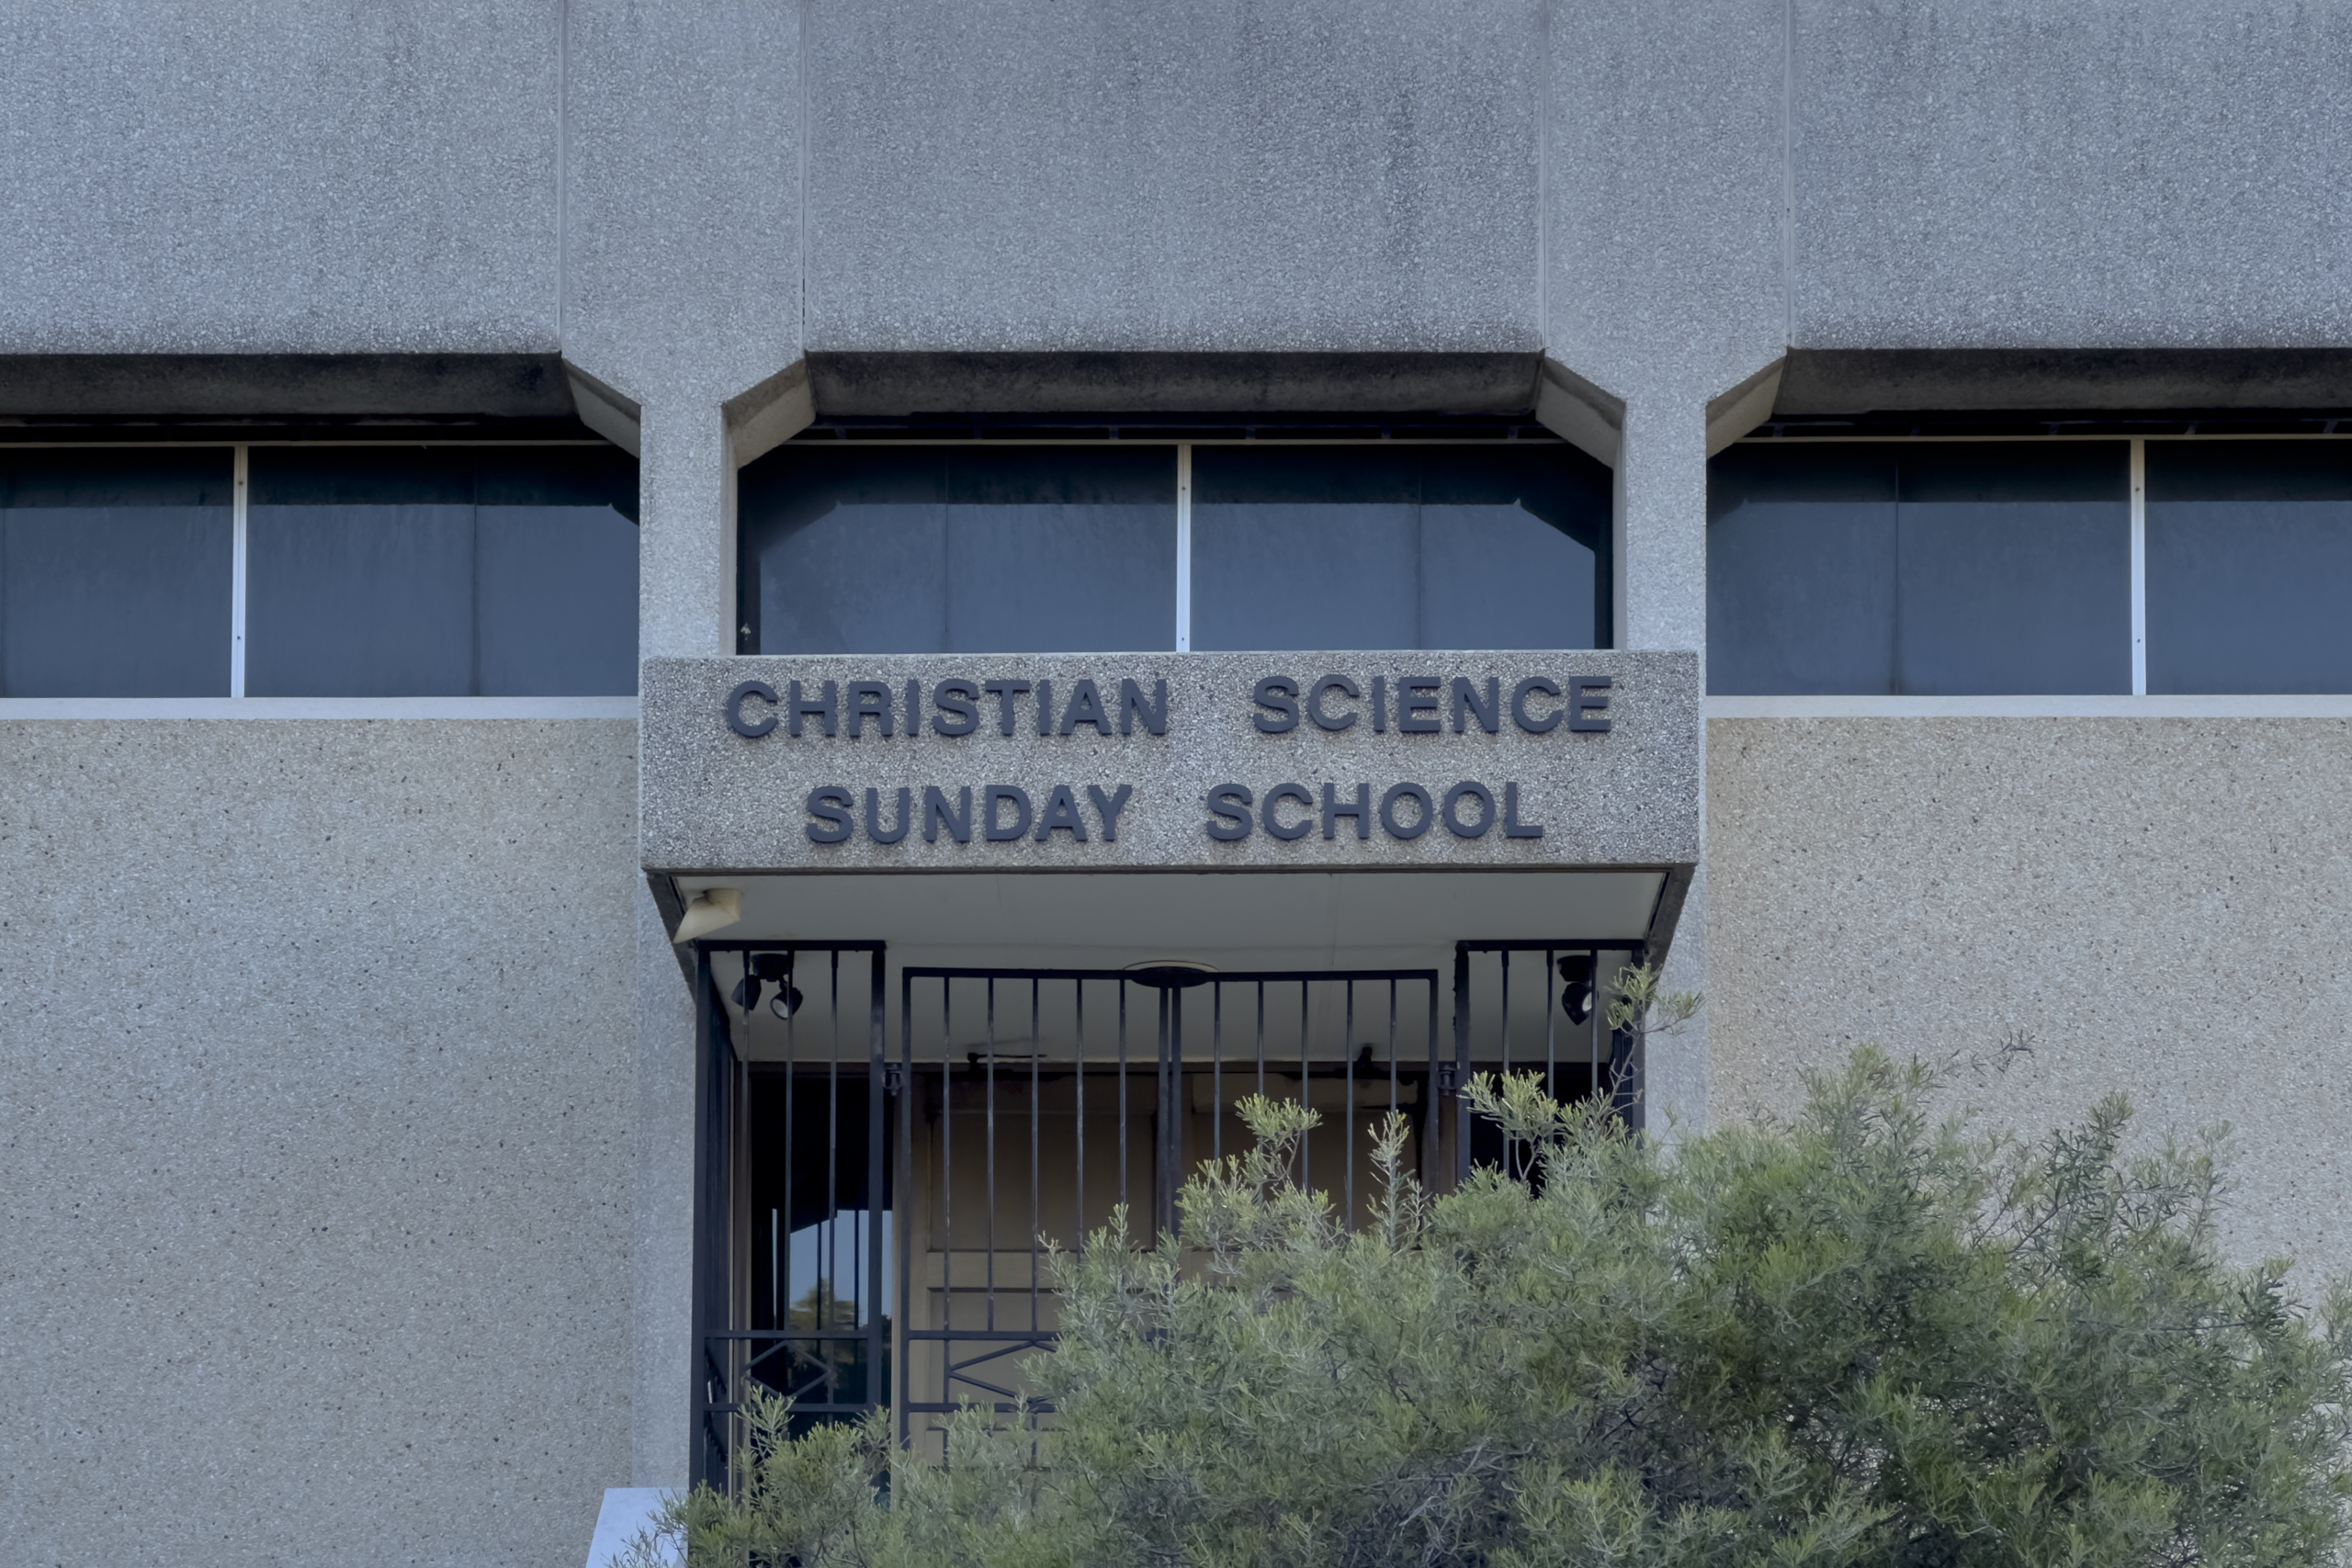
[631,1043,2352,1568]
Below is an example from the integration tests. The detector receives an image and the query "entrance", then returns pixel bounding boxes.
[690,938,1645,1483]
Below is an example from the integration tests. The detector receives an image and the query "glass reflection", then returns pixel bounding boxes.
[1707,441,2130,695]
[247,446,639,696]
[2147,442,2352,694]
[1191,445,1610,651]
[0,448,233,697]
[738,446,1177,654]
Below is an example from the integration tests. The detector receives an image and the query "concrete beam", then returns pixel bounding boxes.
[1777,347,2352,415]
[805,352,1544,418]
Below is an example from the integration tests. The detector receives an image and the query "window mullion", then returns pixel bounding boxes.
[1175,443,1193,653]
[2130,437,2147,696]
[231,444,249,698]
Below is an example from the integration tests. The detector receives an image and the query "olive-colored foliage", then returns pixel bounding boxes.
[628,1047,2352,1568]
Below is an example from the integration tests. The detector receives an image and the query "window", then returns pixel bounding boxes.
[0,442,639,699]
[736,436,1611,656]
[1190,446,1608,652]
[249,446,639,696]
[737,446,1176,654]
[1707,441,2131,695]
[0,449,234,697]
[2145,442,2352,694]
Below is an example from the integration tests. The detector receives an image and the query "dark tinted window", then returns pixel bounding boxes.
[0,448,233,696]
[2146,442,2352,694]
[1191,446,1609,651]
[1708,442,2129,694]
[248,446,639,696]
[738,446,1176,653]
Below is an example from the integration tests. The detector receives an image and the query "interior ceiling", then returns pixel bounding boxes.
[672,868,1666,976]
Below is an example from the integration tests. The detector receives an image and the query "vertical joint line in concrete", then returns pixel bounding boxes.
[797,0,812,340]
[555,0,568,344]
[231,444,249,699]
[1175,444,1193,653]
[2130,436,2147,696]
[1533,0,1549,342]
[1781,0,1796,344]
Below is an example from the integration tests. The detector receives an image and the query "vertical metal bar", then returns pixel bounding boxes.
[985,977,997,1332]
[1425,977,1441,1189]
[1171,986,1185,1235]
[1387,978,1398,1173]
[1452,945,1471,1186]
[2131,436,2148,696]
[1500,949,1511,1081]
[1623,943,1648,1132]
[1029,977,1040,1330]
[826,950,841,1400]
[1343,980,1355,1231]
[732,1009,749,1427]
[1212,982,1223,1163]
[898,968,913,1449]
[1298,983,1310,1195]
[1255,982,1266,1100]
[1544,947,1557,1097]
[689,943,718,1488]
[931,982,941,1401]
[1155,987,1171,1241]
[1118,981,1129,1216]
[1589,947,1600,1104]
[781,954,795,1351]
[868,948,886,1415]
[1074,979,1086,1246]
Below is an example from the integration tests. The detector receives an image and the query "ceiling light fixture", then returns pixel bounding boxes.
[1124,959,1218,990]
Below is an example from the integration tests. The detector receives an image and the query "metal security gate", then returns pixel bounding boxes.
[692,945,1644,1481]
[1451,940,1646,1178]
[692,940,888,1490]
[892,965,1442,1455]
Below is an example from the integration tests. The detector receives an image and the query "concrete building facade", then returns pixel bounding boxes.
[3,2,2349,1563]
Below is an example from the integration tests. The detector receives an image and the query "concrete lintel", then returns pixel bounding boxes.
[566,364,644,457]
[1703,357,1785,456]
[722,361,815,468]
[0,353,577,419]
[1532,358,1625,468]
[806,352,1542,417]
[1777,347,2352,415]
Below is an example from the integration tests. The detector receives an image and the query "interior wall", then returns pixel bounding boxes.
[0,717,639,1568]
[1707,715,2352,1280]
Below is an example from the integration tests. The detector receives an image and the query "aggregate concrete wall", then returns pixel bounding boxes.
[1707,716,2352,1279]
[0,0,562,356]
[803,0,1542,355]
[11,0,2348,378]
[1791,0,2352,350]
[0,718,640,1568]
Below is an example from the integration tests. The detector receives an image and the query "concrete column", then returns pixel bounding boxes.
[632,885,697,1485]
[1613,392,1711,658]
[1610,391,1713,1131]
[628,398,732,1485]
[637,399,735,660]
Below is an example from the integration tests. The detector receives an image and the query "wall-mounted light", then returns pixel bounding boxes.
[1558,953,1594,1026]
[752,952,805,1020]
[672,887,741,943]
